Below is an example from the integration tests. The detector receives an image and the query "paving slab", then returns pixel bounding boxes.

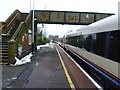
[25,45,70,88]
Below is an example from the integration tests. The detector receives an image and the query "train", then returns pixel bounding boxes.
[60,14,120,88]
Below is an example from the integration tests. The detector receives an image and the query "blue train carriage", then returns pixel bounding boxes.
[61,14,120,88]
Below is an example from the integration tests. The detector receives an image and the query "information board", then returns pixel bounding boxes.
[65,12,79,23]
[80,13,94,23]
[35,11,49,22]
[50,12,64,22]
[35,10,113,25]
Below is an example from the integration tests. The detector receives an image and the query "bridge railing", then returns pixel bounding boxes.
[8,11,32,64]
[1,9,21,34]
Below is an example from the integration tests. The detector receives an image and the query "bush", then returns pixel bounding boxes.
[37,36,50,45]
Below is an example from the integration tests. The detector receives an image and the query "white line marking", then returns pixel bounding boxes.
[58,45,103,89]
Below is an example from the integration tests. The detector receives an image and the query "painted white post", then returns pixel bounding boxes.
[32,0,35,53]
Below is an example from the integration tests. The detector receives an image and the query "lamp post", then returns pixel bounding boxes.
[42,24,44,42]
[32,0,35,54]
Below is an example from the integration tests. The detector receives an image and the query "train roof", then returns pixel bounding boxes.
[66,14,118,37]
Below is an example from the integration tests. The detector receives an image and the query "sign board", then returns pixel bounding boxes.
[35,10,113,25]
[80,13,94,23]
[65,12,79,23]
[50,12,64,22]
[35,11,49,22]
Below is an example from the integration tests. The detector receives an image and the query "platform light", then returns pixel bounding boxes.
[42,24,44,41]
[32,0,35,54]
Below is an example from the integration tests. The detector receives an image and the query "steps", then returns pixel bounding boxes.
[0,35,11,64]
[0,12,30,65]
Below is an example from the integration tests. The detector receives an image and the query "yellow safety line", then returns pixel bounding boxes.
[55,45,76,90]
[0,63,8,65]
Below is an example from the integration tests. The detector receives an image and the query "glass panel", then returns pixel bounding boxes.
[96,32,106,56]
[50,12,64,22]
[65,12,80,23]
[84,35,92,52]
[35,11,49,22]
[109,30,120,63]
[81,13,94,24]
[96,14,109,21]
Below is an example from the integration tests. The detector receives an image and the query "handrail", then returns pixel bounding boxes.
[7,13,19,27]
[10,11,32,41]
[5,9,20,24]
[0,10,20,30]
[10,22,24,40]
[8,11,32,64]
[25,11,32,25]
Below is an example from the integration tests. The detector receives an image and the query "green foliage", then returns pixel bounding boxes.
[37,36,50,45]
[61,40,63,43]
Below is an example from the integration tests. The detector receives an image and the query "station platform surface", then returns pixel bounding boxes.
[25,44,70,88]
[2,43,98,89]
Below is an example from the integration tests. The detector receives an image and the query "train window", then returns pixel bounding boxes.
[74,36,78,47]
[66,37,72,44]
[109,30,120,63]
[96,32,106,57]
[84,35,92,52]
[67,36,77,47]
[78,35,84,48]
[92,34,97,53]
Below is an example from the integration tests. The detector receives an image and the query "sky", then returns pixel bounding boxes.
[0,0,119,37]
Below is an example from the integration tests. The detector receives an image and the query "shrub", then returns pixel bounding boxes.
[37,36,50,45]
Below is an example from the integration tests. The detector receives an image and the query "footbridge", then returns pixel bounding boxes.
[0,9,113,64]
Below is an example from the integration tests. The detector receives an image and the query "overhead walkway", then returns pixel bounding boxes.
[0,9,113,64]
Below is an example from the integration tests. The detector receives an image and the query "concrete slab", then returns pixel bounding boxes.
[25,44,70,88]
[2,63,30,88]
[2,43,98,89]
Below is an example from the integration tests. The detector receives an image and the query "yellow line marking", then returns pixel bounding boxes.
[0,63,8,64]
[55,45,76,90]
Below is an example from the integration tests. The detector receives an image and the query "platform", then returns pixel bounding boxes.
[2,43,98,89]
[25,44,70,88]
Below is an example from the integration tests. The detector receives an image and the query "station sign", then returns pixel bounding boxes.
[35,10,113,25]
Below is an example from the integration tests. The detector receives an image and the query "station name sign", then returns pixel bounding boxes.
[35,10,114,25]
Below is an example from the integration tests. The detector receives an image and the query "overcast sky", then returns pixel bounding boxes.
[0,0,119,37]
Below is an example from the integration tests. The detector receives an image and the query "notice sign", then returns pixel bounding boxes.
[81,13,94,24]
[35,11,49,22]
[66,13,79,23]
[50,12,64,23]
[35,10,113,25]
